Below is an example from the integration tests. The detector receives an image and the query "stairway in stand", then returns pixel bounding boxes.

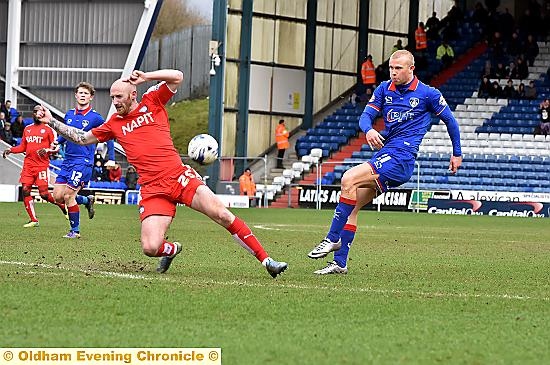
[269,133,366,208]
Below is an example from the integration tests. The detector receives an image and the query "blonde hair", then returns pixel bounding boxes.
[390,50,415,66]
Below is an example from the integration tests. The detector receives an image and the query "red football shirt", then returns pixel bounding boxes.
[11,123,56,169]
[92,82,183,185]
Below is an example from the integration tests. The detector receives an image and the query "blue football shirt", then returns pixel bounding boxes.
[359,76,461,156]
[59,105,105,165]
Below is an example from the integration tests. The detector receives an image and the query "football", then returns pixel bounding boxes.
[187,133,219,165]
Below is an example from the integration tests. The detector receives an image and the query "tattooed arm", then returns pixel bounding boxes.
[37,105,99,145]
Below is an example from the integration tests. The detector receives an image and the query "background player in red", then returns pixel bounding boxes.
[36,69,288,278]
[2,105,67,227]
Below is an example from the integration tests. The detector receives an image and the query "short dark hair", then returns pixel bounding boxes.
[279,119,285,124]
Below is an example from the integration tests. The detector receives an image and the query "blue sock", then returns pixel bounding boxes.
[68,205,80,232]
[334,224,356,268]
[76,195,89,206]
[326,198,356,242]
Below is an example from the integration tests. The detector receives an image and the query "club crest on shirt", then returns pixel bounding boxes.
[139,106,148,113]
[40,129,45,134]
[409,97,419,108]
[82,120,89,128]
[385,96,393,104]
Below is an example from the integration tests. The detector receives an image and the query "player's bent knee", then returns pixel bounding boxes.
[141,239,160,257]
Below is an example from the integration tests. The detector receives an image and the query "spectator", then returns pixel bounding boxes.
[499,8,515,40]
[507,32,522,57]
[488,81,503,98]
[361,55,376,90]
[481,59,493,78]
[425,12,440,40]
[517,83,526,99]
[525,80,537,100]
[447,0,463,23]
[478,76,492,98]
[488,31,505,63]
[414,22,428,53]
[1,100,12,122]
[375,64,386,86]
[508,61,519,79]
[516,57,529,80]
[0,122,16,146]
[391,40,403,53]
[471,2,488,29]
[492,62,508,79]
[0,112,6,130]
[537,98,550,135]
[502,79,518,99]
[107,161,122,182]
[239,167,257,206]
[92,160,107,182]
[275,119,289,169]
[524,34,539,67]
[11,115,24,138]
[436,40,455,68]
[125,165,138,190]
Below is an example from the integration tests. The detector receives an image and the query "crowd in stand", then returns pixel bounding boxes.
[475,1,550,100]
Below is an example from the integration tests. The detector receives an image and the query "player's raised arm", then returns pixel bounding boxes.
[36,105,98,146]
[123,69,183,91]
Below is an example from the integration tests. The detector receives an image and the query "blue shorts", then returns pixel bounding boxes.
[368,149,416,192]
[55,162,92,190]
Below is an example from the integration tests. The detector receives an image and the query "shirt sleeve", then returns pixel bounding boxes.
[427,87,447,116]
[430,88,462,156]
[359,84,384,132]
[10,131,27,153]
[91,119,115,143]
[143,81,176,107]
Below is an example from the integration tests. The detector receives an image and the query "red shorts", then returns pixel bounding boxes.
[20,165,50,188]
[138,164,205,221]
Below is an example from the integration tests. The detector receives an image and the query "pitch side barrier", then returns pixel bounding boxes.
[297,184,550,216]
[427,199,550,217]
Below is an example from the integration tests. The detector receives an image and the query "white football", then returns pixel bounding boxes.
[187,134,219,165]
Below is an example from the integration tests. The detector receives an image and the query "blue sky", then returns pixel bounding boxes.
[187,0,213,18]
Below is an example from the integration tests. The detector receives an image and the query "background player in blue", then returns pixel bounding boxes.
[307,50,463,274]
[53,82,114,239]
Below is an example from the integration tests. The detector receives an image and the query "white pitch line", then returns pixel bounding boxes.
[1,260,548,302]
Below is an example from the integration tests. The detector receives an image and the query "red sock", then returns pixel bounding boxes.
[155,241,177,257]
[227,217,269,262]
[23,196,38,222]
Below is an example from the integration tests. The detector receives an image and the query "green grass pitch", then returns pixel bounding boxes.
[1,202,549,364]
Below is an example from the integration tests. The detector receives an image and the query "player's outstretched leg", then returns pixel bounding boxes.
[190,184,288,278]
[227,216,288,278]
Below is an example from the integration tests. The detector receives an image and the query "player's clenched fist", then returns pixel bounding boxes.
[124,70,146,85]
[2,148,11,159]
